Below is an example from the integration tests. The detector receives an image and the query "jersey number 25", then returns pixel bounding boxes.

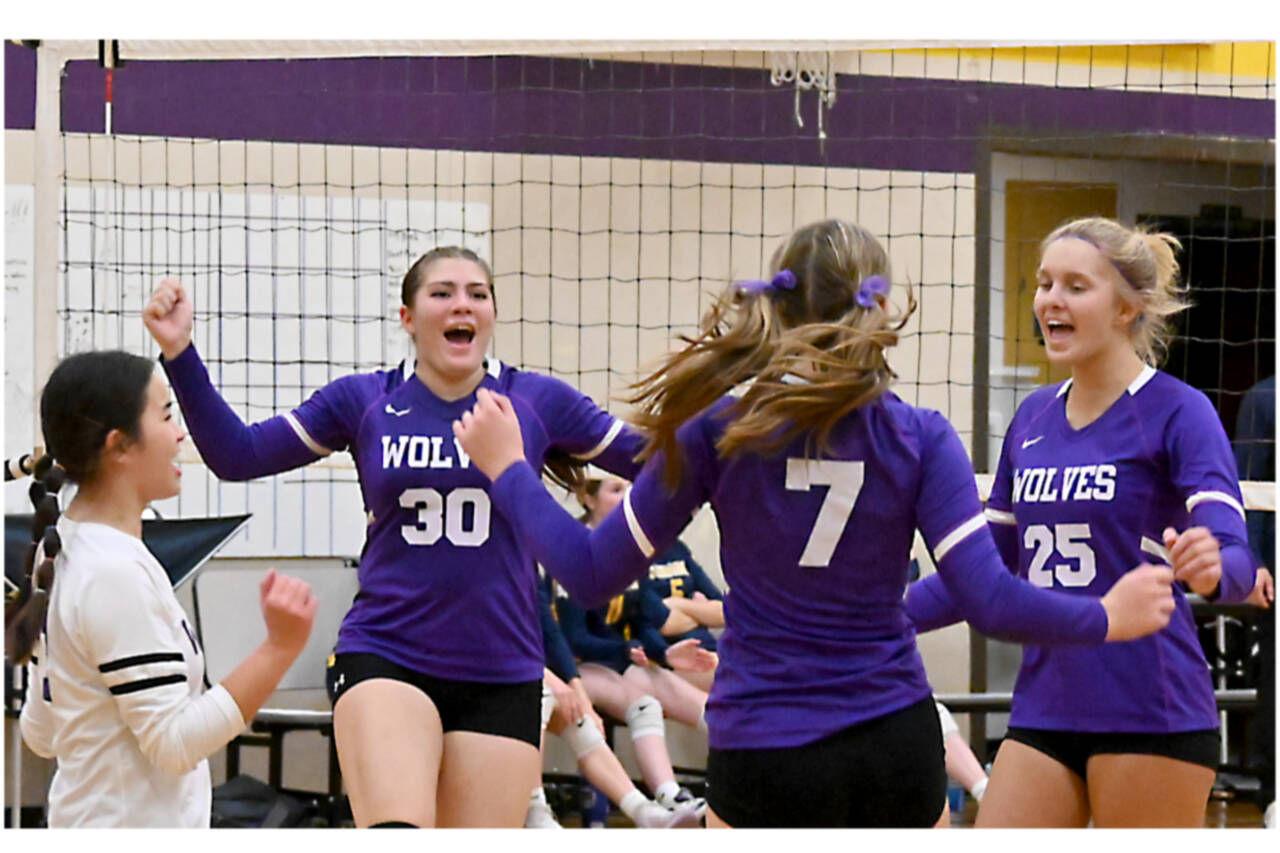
[1024,523,1097,587]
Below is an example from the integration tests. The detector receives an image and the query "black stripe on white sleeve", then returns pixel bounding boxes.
[98,652,185,673]
[99,650,188,695]
[109,674,189,696]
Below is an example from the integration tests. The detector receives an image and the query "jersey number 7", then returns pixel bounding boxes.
[785,459,865,567]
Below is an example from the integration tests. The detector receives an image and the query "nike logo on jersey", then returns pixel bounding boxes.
[381,435,472,469]
[385,403,411,417]
[1013,464,1116,503]
[1021,436,1044,449]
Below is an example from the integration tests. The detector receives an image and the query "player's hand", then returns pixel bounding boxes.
[628,645,649,667]
[663,637,717,672]
[452,388,526,481]
[1162,525,1223,598]
[691,591,708,601]
[1100,564,1176,642]
[1246,567,1274,609]
[259,569,318,659]
[143,278,195,361]
[549,674,586,723]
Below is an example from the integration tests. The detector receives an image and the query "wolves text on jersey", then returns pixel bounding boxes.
[381,434,472,470]
[1012,464,1116,504]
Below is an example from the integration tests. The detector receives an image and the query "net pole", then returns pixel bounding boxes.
[33,42,65,458]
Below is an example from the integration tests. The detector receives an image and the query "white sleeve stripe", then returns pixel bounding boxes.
[1186,490,1246,521]
[933,512,988,561]
[984,507,1017,525]
[282,412,332,457]
[622,490,655,558]
[572,418,624,461]
[1140,535,1172,565]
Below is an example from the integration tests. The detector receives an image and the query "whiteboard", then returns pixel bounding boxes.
[4,184,35,514]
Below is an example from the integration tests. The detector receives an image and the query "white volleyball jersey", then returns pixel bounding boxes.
[20,515,244,827]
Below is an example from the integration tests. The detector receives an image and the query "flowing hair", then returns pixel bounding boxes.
[628,219,916,489]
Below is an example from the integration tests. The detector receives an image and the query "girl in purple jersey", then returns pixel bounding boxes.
[143,248,642,828]
[453,219,1179,828]
[908,217,1257,827]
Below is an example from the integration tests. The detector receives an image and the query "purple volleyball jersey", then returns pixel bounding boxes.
[988,366,1252,733]
[489,388,1107,750]
[301,360,638,682]
[166,347,640,683]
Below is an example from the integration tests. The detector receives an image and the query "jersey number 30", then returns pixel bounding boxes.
[399,487,491,546]
[785,459,865,567]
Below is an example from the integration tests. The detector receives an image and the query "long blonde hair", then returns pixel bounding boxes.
[1041,217,1188,365]
[629,219,916,488]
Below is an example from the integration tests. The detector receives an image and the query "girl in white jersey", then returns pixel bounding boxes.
[7,350,316,827]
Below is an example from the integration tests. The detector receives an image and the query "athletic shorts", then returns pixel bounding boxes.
[1003,726,1221,780]
[325,652,542,747]
[706,695,945,827]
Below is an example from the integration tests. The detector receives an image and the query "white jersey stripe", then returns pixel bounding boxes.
[486,357,503,379]
[1127,364,1157,395]
[282,412,333,457]
[1186,490,1247,521]
[1140,535,1172,565]
[572,418,624,461]
[622,489,655,558]
[934,512,988,561]
[984,507,1017,525]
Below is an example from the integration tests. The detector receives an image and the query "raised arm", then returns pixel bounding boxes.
[144,278,348,481]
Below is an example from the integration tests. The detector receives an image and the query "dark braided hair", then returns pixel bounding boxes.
[5,350,156,666]
[5,458,66,665]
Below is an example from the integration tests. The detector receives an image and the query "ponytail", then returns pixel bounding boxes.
[628,219,913,490]
[5,460,66,665]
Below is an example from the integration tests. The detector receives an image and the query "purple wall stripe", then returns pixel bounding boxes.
[6,44,1274,173]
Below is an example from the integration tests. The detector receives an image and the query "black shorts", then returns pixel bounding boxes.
[705,695,945,828]
[325,652,542,747]
[1003,726,1221,780]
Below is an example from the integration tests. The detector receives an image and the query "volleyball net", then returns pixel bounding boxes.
[3,40,1274,557]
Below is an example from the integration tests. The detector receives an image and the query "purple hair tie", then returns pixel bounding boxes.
[855,274,889,308]
[738,269,797,295]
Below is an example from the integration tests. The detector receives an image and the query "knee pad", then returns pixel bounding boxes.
[369,820,417,828]
[562,716,606,759]
[625,694,665,740]
[540,682,556,730]
[935,701,959,740]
